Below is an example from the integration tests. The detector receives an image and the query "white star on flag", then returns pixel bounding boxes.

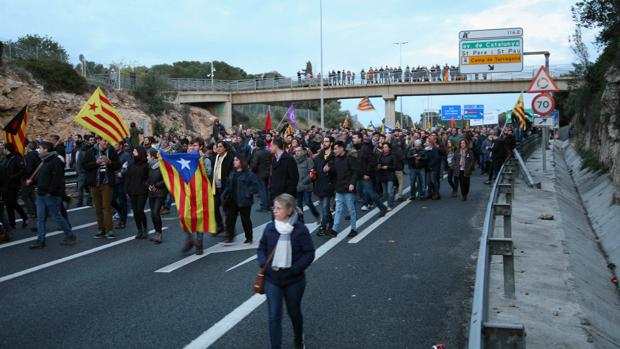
[177,158,191,170]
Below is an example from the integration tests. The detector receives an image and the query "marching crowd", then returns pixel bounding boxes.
[0,118,519,349]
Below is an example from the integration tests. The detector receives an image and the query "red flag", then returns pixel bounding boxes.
[264,110,272,130]
[450,116,455,128]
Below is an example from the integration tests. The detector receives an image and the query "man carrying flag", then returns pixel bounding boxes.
[159,150,215,255]
[511,93,530,141]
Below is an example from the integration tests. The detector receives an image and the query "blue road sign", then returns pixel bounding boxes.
[463,104,484,120]
[441,105,462,121]
[549,110,559,127]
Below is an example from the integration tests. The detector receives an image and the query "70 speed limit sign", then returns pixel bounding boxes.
[532,93,555,116]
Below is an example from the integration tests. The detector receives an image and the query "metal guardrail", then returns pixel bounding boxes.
[86,64,576,93]
[513,136,542,189]
[468,140,538,348]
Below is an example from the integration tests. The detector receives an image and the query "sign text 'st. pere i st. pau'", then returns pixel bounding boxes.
[459,27,524,74]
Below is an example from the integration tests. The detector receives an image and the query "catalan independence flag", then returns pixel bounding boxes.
[75,87,129,145]
[2,105,28,155]
[357,97,375,111]
[512,93,527,130]
[159,151,216,233]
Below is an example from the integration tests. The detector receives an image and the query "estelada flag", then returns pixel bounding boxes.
[264,110,272,131]
[343,113,351,128]
[2,105,28,155]
[159,151,216,233]
[75,87,129,145]
[357,97,375,111]
[512,93,527,130]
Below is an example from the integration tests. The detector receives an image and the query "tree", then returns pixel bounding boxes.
[74,59,107,76]
[571,0,619,45]
[323,100,351,128]
[10,34,69,62]
[134,71,171,115]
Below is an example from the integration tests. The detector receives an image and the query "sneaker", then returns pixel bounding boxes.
[347,230,358,238]
[105,232,116,239]
[243,239,252,245]
[93,231,107,239]
[29,240,46,249]
[115,222,126,229]
[379,209,388,217]
[361,205,369,211]
[317,228,326,236]
[387,207,392,212]
[113,213,120,221]
[60,235,77,246]
[326,229,337,238]
[484,180,491,184]
[222,239,234,245]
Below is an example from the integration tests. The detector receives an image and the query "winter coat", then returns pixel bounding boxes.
[36,152,65,197]
[210,152,234,191]
[257,214,315,288]
[426,147,442,171]
[221,169,261,208]
[147,159,167,198]
[313,149,336,197]
[377,152,397,182]
[294,153,314,192]
[356,142,377,178]
[250,147,271,180]
[81,145,121,187]
[481,138,493,163]
[270,151,299,198]
[333,152,357,193]
[124,159,149,196]
[2,152,25,189]
[406,146,428,170]
[451,149,475,177]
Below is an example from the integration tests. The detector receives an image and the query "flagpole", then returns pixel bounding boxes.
[319,0,325,129]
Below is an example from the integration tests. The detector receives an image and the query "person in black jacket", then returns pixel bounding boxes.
[314,136,336,236]
[124,146,149,239]
[81,136,121,239]
[146,149,167,244]
[2,143,28,228]
[332,141,358,238]
[377,143,397,209]
[406,139,428,200]
[27,142,75,249]
[209,141,234,237]
[221,155,261,245]
[352,133,388,216]
[21,141,40,218]
[269,138,299,200]
[250,138,272,211]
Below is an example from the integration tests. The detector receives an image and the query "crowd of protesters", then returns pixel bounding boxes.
[297,64,474,87]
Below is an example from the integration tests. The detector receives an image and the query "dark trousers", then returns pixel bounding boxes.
[265,278,306,349]
[447,168,459,193]
[21,183,36,216]
[488,158,504,181]
[225,202,253,241]
[111,182,128,225]
[129,194,148,232]
[5,189,27,226]
[149,196,164,233]
[214,187,224,232]
[459,171,471,198]
[296,191,319,218]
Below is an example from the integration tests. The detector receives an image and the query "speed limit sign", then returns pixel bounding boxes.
[532,93,555,116]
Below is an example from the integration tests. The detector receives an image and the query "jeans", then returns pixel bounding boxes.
[163,193,172,210]
[333,192,356,231]
[447,168,459,193]
[77,172,92,205]
[296,191,319,218]
[318,196,333,229]
[409,168,426,199]
[36,194,73,242]
[214,187,224,232]
[111,182,128,225]
[381,181,395,208]
[358,179,386,211]
[356,179,370,206]
[429,169,441,198]
[395,170,404,199]
[265,279,306,349]
[258,177,270,210]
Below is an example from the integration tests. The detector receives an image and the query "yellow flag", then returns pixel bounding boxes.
[75,87,129,145]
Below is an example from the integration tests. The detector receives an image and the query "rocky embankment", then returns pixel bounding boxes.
[0,68,215,140]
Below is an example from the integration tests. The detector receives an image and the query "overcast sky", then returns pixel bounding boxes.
[1,0,601,125]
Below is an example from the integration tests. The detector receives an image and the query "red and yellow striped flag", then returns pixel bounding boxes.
[357,97,375,111]
[159,151,216,233]
[75,87,129,145]
[2,105,28,155]
[512,94,527,130]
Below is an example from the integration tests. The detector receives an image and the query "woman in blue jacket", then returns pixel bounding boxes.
[257,193,315,349]
[221,155,261,245]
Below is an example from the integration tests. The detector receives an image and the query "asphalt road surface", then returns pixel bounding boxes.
[0,174,487,348]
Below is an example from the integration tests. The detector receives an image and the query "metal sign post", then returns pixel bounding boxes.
[525,52,553,172]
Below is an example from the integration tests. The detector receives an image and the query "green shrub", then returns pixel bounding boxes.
[152,117,165,136]
[134,71,171,115]
[10,58,87,93]
[577,147,609,173]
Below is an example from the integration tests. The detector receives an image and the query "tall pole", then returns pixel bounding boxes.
[393,42,408,127]
[319,0,325,129]
[211,61,215,91]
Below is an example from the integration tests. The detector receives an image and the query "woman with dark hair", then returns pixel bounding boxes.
[451,139,475,201]
[124,146,149,239]
[220,154,261,245]
[147,149,167,243]
[377,142,396,209]
[257,193,315,349]
[445,139,459,197]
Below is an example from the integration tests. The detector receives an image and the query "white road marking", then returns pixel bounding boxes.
[0,227,168,284]
[348,198,411,244]
[0,222,98,250]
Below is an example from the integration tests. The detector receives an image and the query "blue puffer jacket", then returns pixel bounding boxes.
[221,169,261,208]
[257,213,315,288]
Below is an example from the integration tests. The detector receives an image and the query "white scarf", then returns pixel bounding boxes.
[271,213,297,270]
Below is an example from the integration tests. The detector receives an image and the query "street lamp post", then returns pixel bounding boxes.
[393,41,408,127]
[319,0,325,129]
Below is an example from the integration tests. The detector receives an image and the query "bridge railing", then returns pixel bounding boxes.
[85,64,575,93]
[467,135,541,349]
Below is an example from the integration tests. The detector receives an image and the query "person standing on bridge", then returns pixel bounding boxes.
[258,193,315,349]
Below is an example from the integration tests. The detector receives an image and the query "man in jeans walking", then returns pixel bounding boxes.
[331,141,358,238]
[351,132,388,217]
[28,142,75,249]
[406,139,428,200]
[82,137,120,239]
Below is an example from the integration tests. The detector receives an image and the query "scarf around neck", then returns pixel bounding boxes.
[271,212,298,271]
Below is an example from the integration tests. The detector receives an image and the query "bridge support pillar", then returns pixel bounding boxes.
[383,95,396,128]
[221,101,232,130]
